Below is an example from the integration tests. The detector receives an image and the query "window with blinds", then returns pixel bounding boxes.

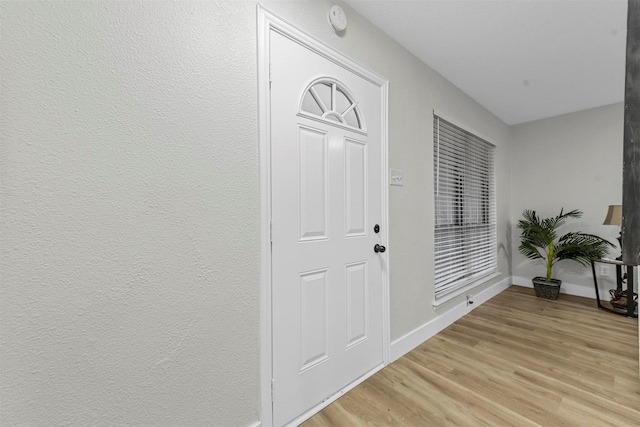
[433,115,497,300]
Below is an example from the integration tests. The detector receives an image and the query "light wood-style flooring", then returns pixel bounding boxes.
[303,285,640,426]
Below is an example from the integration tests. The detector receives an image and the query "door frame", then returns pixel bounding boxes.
[257,5,390,426]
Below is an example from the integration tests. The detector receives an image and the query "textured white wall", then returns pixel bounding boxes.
[1,1,512,425]
[1,1,259,426]
[510,103,624,293]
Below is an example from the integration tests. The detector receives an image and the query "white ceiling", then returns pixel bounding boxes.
[344,0,628,125]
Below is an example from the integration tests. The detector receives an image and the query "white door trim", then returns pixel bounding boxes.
[257,5,389,426]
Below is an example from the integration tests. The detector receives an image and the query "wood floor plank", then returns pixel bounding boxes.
[387,358,542,427]
[302,286,640,426]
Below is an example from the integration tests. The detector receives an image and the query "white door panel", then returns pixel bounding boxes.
[270,30,384,426]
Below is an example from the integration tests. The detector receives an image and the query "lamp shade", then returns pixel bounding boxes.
[603,205,622,226]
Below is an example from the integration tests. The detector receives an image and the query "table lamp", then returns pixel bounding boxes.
[603,204,622,260]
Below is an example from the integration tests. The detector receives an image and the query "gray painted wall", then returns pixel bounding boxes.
[16,1,633,426]
[510,103,624,294]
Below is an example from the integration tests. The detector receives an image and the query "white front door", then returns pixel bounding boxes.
[270,30,386,426]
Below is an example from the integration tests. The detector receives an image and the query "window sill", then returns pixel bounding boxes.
[432,271,501,308]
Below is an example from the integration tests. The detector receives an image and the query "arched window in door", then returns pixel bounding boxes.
[299,78,366,132]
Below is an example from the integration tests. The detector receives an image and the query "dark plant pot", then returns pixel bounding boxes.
[532,277,562,300]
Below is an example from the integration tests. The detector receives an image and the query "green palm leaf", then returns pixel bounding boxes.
[517,209,614,281]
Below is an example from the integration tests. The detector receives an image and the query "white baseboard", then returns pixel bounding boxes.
[390,276,512,362]
[247,421,261,427]
[511,276,596,299]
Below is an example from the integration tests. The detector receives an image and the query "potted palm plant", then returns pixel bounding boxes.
[517,208,614,299]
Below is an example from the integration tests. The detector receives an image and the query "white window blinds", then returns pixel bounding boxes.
[433,115,497,299]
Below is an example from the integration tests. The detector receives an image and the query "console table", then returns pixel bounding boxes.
[590,258,638,318]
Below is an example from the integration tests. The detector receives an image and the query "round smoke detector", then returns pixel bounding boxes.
[328,5,347,33]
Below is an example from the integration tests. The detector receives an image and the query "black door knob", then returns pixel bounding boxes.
[374,244,386,253]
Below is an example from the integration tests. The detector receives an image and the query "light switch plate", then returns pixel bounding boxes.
[390,168,404,186]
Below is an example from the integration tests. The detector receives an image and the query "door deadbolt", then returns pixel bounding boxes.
[374,224,380,233]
